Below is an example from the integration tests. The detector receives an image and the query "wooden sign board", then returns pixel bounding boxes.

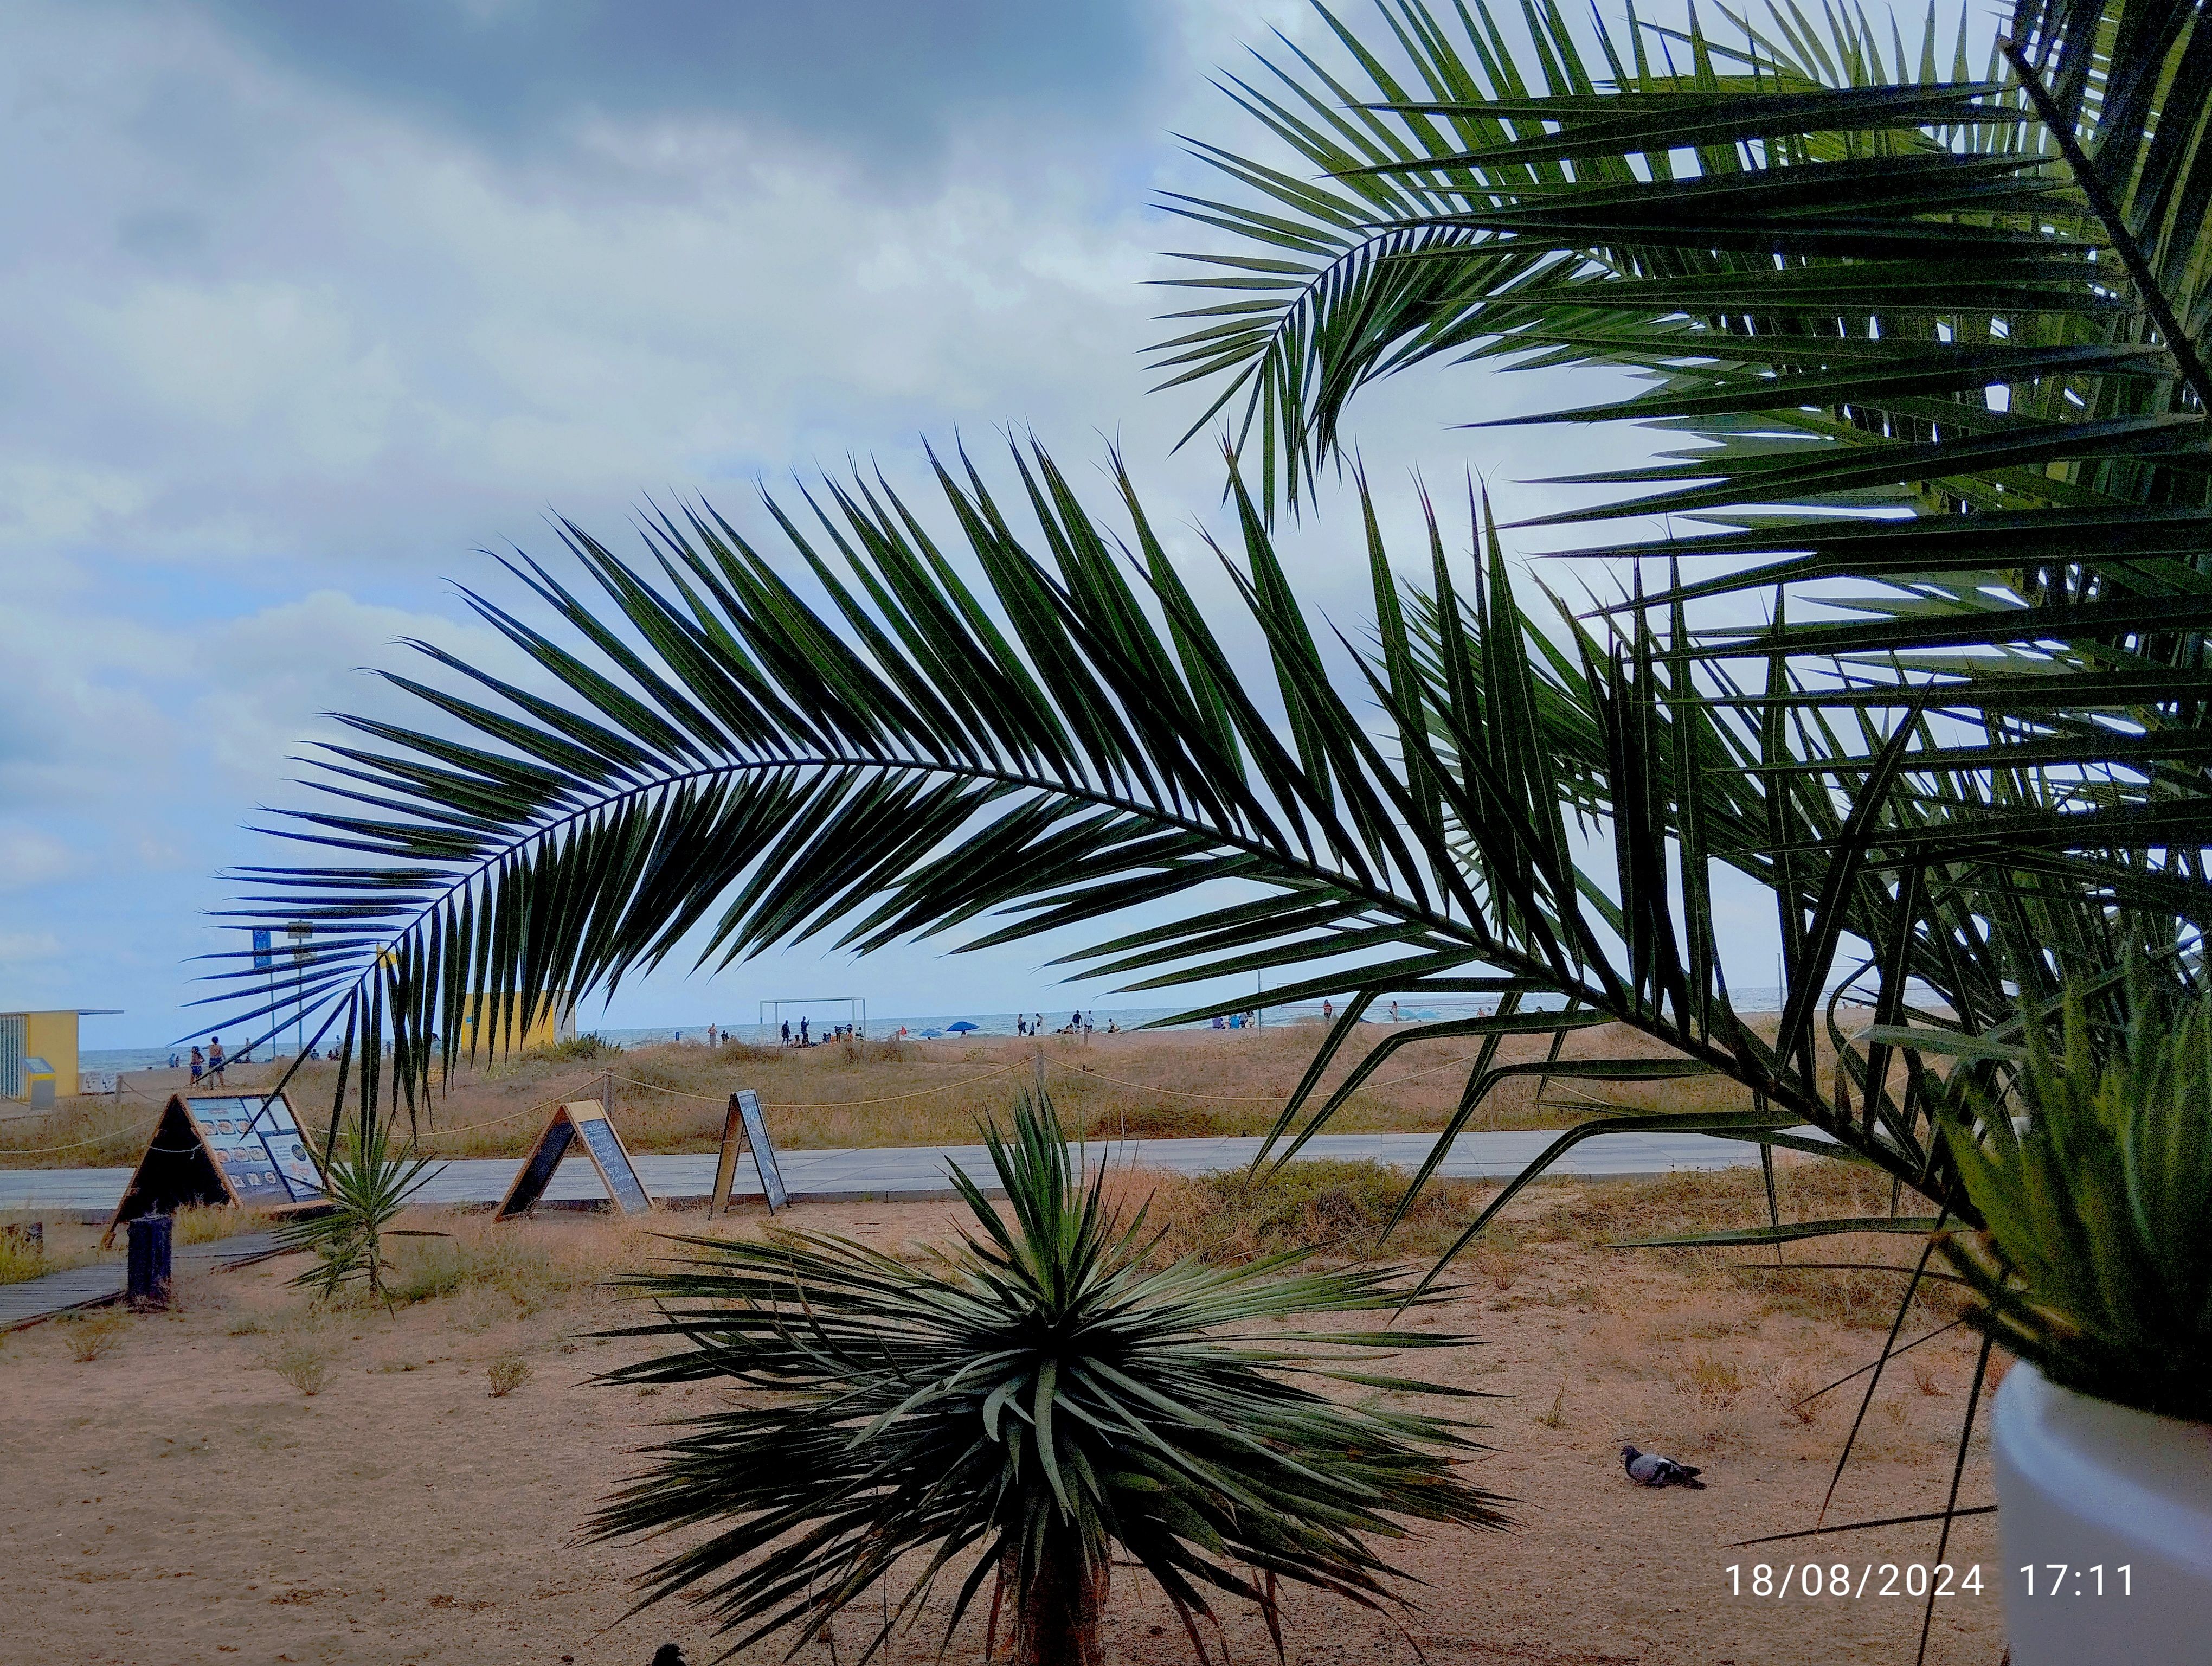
[495,1100,654,1221]
[105,1094,326,1245]
[709,1089,788,1215]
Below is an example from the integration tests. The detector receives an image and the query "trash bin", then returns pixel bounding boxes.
[23,1055,54,1109]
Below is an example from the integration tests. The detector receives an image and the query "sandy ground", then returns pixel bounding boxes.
[14,1019,1856,1170]
[1,1191,2005,1666]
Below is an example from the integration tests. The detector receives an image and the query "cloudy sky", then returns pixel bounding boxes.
[3,0,1715,1052]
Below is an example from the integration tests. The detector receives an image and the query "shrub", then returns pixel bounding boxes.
[486,1353,532,1396]
[262,1338,334,1396]
[63,1310,128,1362]
[588,1090,1509,1664]
[1938,975,2212,1422]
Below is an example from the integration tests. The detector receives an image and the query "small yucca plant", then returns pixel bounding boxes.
[1937,975,2212,1424]
[277,1113,441,1306]
[589,1088,1509,1665]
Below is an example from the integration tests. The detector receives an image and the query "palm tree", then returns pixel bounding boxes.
[588,1088,1508,1664]
[235,0,2212,1218]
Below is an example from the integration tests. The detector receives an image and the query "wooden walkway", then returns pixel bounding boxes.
[0,1232,287,1331]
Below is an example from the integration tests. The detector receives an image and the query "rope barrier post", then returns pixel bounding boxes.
[602,1069,613,1121]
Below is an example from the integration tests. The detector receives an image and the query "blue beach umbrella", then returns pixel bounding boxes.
[920,1028,946,1039]
[947,1021,980,1033]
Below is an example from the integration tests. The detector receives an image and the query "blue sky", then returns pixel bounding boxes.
[1,0,1763,1052]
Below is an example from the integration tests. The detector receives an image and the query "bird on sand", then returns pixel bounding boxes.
[1620,1443,1705,1488]
[650,1647,690,1666]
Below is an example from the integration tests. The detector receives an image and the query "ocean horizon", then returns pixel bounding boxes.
[75,984,1914,1074]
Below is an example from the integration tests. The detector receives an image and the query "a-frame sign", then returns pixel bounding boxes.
[709,1089,788,1216]
[105,1093,326,1245]
[495,1099,654,1221]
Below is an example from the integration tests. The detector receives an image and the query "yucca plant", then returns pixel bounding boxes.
[588,1089,1508,1665]
[1930,974,2212,1423]
[277,1111,441,1305]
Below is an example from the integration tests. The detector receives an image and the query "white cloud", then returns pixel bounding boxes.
[0,930,64,964]
[0,828,82,890]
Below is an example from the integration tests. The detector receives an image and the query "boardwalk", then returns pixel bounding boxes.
[0,1126,1793,1217]
[0,1231,284,1331]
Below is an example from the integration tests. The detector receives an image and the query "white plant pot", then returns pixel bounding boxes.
[1991,1360,2212,1664]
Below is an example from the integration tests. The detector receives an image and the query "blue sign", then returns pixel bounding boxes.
[252,928,272,970]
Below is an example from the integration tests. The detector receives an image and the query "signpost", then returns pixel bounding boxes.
[494,1099,654,1221]
[709,1089,788,1216]
[104,1093,326,1245]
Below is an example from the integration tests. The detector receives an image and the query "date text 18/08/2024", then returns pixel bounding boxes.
[1729,1564,1984,1600]
[1728,1564,2137,1600]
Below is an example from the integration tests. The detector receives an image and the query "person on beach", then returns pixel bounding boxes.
[781,1020,791,1045]
[208,1036,227,1084]
[189,1046,204,1084]
[1322,998,1334,1024]
[800,1017,810,1046]
[706,1023,718,1048]
[1388,1000,1401,1023]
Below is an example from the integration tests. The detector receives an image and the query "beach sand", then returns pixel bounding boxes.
[1,1183,2003,1665]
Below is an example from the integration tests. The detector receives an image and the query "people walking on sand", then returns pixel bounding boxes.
[208,1036,227,1084]
[1388,1000,1401,1023]
[1322,998,1334,1024]
[189,1045,204,1084]
[781,1020,791,1046]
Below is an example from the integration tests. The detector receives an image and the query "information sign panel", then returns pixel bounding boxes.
[495,1100,654,1220]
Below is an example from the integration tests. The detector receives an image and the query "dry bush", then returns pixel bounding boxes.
[1119,1160,1490,1265]
[171,1203,271,1246]
[486,1353,532,1397]
[1673,1351,1747,1408]
[63,1309,129,1361]
[1911,1358,1949,1396]
[261,1338,334,1396]
[383,1215,630,1316]
[1766,1363,1824,1425]
[0,1222,47,1285]
[1536,1385,1569,1428]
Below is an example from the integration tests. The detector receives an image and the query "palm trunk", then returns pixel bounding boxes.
[1003,1534,1108,1666]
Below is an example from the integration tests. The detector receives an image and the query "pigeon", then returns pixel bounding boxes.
[1621,1443,1705,1488]
[650,1648,691,1666]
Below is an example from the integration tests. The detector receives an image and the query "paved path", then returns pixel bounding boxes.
[0,1127,1792,1216]
[0,1231,285,1331]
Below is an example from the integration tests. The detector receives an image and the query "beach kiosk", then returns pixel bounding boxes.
[0,1008,122,1101]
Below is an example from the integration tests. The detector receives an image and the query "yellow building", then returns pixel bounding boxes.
[0,1008,119,1101]
[457,990,576,1056]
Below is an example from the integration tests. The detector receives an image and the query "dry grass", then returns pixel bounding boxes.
[1115,1159,1496,1265]
[260,1336,335,1396]
[486,1353,532,1397]
[4,1020,1840,1168]
[381,1214,638,1317]
[0,1214,107,1285]
[171,1203,274,1245]
[1673,1350,1748,1407]
[62,1310,129,1362]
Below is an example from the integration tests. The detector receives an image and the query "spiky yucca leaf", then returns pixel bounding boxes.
[1928,973,2212,1421]
[588,1089,1508,1662]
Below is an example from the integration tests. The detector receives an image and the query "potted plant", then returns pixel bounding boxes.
[1934,976,2212,1665]
[587,1088,1510,1665]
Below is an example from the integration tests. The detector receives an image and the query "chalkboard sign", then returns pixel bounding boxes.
[710,1089,788,1215]
[105,1093,327,1245]
[495,1101,655,1221]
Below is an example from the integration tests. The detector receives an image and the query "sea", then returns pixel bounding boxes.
[80,983,1896,1074]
